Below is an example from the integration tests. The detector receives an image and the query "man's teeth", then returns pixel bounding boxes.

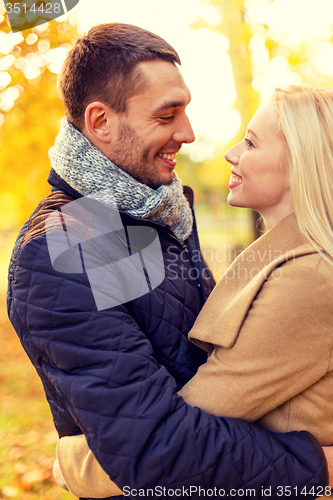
[231,174,242,183]
[158,153,176,161]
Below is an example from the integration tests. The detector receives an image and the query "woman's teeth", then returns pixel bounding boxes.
[231,174,242,183]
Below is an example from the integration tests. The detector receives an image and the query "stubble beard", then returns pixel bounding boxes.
[111,120,162,190]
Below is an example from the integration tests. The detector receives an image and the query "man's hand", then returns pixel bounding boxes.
[323,447,333,488]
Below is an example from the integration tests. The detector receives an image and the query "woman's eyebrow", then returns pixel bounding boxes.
[247,128,260,141]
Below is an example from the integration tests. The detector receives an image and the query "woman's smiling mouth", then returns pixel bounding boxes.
[229,171,243,189]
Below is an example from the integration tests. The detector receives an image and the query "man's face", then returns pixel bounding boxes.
[106,60,195,189]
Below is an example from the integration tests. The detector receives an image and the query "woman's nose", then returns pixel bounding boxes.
[224,142,242,165]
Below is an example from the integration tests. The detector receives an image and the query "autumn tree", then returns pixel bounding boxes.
[186,0,333,239]
[0,8,78,233]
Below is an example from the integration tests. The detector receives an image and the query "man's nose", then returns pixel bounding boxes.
[173,114,195,144]
[224,142,241,165]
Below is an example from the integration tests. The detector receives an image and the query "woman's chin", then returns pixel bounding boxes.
[227,193,241,207]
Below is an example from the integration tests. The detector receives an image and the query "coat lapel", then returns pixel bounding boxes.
[189,215,317,351]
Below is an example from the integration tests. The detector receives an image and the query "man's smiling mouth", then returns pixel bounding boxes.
[157,153,177,161]
[157,152,177,167]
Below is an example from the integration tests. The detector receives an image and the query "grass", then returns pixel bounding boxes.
[0,295,76,500]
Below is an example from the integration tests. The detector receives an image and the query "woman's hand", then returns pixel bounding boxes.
[323,446,333,488]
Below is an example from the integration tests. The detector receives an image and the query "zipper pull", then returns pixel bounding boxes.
[182,243,192,264]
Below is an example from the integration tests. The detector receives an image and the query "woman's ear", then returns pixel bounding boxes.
[84,102,118,145]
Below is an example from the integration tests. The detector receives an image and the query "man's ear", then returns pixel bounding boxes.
[84,102,118,145]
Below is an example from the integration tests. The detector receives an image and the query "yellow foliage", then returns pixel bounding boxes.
[0,14,78,232]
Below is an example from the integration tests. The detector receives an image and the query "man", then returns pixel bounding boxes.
[7,23,332,500]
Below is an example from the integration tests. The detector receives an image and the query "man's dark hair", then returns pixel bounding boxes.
[58,23,181,130]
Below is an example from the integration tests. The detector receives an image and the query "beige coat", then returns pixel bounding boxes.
[179,214,333,444]
[56,214,333,496]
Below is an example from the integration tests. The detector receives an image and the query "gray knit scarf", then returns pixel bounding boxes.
[49,119,193,242]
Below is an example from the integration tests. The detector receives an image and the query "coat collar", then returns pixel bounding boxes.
[189,214,317,352]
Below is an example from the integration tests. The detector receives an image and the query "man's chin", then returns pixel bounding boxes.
[147,171,175,190]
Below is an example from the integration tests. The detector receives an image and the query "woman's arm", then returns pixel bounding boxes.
[55,436,122,498]
[55,438,332,498]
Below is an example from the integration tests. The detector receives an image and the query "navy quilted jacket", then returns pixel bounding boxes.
[7,172,328,499]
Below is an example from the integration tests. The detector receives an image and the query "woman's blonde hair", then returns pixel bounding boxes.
[271,85,333,264]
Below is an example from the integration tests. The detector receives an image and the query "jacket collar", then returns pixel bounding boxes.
[48,168,83,200]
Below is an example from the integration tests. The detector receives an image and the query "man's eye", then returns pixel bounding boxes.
[245,138,254,148]
[159,116,174,122]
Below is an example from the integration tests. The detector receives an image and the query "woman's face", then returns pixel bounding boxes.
[224,102,294,228]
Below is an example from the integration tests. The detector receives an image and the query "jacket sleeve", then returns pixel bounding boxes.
[179,261,333,425]
[9,239,329,500]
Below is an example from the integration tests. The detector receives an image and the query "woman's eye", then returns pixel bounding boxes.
[245,138,254,148]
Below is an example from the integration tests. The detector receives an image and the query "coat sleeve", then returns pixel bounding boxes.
[56,435,123,498]
[9,239,329,499]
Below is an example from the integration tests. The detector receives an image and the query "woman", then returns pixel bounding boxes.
[55,84,333,496]
[180,85,333,440]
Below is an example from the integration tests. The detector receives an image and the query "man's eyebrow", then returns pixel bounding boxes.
[247,128,260,141]
[153,100,187,113]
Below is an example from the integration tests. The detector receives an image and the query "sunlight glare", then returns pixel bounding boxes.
[73,0,234,151]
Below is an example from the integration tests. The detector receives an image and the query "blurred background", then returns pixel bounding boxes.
[1,0,333,497]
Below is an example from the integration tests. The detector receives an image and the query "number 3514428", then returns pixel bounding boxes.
[5,3,62,14]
